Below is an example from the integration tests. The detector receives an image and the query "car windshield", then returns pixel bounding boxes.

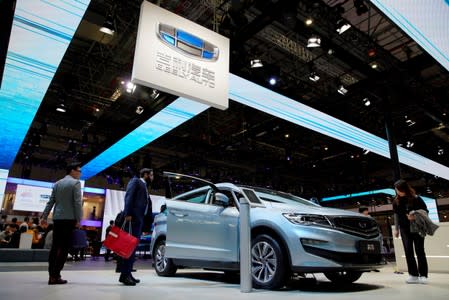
[238,186,320,207]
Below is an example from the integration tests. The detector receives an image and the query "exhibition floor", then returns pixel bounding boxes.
[0,260,448,300]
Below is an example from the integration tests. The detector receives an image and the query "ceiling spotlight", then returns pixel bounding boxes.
[150,89,160,99]
[362,97,371,106]
[250,59,263,68]
[99,14,115,35]
[307,36,321,48]
[405,119,416,127]
[56,103,66,113]
[438,148,444,156]
[284,133,290,138]
[125,81,136,94]
[362,149,370,155]
[135,106,144,115]
[308,72,320,82]
[305,18,313,26]
[406,141,414,148]
[268,77,277,85]
[336,19,351,34]
[328,49,334,55]
[370,62,378,69]
[337,85,348,95]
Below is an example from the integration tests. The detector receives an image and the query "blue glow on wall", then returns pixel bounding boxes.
[0,0,90,169]
[81,98,209,180]
[229,74,449,180]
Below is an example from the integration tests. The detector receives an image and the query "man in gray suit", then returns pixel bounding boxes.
[42,162,83,285]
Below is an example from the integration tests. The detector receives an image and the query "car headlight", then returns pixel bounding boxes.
[282,213,332,227]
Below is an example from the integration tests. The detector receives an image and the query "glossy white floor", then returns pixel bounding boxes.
[0,262,448,300]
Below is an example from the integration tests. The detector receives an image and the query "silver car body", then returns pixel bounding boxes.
[151,181,383,286]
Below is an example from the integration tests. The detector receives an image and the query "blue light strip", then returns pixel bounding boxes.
[371,0,449,72]
[6,177,105,195]
[81,98,209,180]
[0,0,90,169]
[322,188,439,222]
[229,74,449,180]
[321,189,395,202]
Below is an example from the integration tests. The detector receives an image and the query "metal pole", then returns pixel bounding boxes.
[383,97,401,181]
[239,197,252,293]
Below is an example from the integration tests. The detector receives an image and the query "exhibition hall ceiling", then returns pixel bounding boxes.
[12,0,449,198]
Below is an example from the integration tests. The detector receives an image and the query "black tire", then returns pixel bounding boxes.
[251,234,287,289]
[324,271,363,284]
[153,239,177,276]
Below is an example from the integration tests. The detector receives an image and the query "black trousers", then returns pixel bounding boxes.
[48,220,76,278]
[121,220,143,276]
[400,228,428,277]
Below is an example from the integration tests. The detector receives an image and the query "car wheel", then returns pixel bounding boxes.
[251,234,287,289]
[324,271,363,284]
[153,239,177,276]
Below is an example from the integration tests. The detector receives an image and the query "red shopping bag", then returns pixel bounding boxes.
[103,223,139,259]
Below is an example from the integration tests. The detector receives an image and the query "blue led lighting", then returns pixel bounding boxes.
[322,188,439,222]
[0,0,90,169]
[202,51,214,59]
[371,0,449,72]
[81,98,209,180]
[6,177,105,195]
[229,74,449,180]
[177,30,203,48]
[321,189,395,202]
[161,33,175,45]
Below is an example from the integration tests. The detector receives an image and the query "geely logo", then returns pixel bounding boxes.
[157,23,219,61]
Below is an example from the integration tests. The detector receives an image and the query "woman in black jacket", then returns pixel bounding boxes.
[393,179,429,284]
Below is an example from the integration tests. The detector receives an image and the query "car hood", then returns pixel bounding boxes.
[264,201,363,217]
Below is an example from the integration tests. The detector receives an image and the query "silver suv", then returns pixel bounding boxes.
[150,173,383,289]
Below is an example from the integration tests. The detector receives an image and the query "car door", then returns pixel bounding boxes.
[164,173,239,262]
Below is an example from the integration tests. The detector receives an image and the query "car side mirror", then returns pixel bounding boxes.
[160,204,167,213]
[214,193,229,207]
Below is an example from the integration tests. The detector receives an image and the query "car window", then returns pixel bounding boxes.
[176,189,210,204]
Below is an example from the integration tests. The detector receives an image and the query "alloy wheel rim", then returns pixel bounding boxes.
[155,243,167,272]
[251,241,277,283]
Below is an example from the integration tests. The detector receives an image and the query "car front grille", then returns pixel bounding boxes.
[302,245,383,265]
[330,216,380,239]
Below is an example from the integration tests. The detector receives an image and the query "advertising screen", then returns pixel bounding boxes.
[13,184,52,212]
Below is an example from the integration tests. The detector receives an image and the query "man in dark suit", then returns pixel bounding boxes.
[119,168,153,286]
[42,162,83,285]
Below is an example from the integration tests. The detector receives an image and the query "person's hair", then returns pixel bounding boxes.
[11,217,17,223]
[358,206,369,214]
[1,215,6,220]
[140,168,153,178]
[393,179,416,205]
[9,224,19,230]
[23,216,29,222]
[66,162,82,175]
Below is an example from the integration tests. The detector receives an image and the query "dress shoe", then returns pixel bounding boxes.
[119,275,136,286]
[48,277,68,285]
[130,275,140,283]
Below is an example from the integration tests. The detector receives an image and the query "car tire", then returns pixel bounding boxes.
[251,234,287,289]
[153,239,177,276]
[324,271,363,284]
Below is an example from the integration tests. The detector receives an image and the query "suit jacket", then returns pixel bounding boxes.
[43,175,82,221]
[123,177,148,224]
